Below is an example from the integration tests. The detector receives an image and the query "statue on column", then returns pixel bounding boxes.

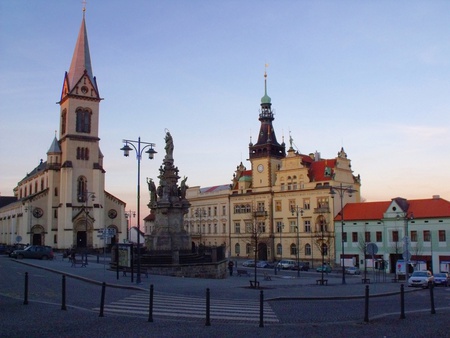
[147,178,157,204]
[164,130,174,160]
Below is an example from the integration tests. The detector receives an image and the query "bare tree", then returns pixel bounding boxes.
[313,214,334,284]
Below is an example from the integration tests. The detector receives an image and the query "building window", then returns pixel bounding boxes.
[376,231,382,242]
[222,223,226,234]
[392,231,399,242]
[290,220,297,233]
[303,199,310,210]
[281,183,285,191]
[439,230,446,242]
[322,243,328,256]
[305,243,311,256]
[304,220,311,233]
[222,206,226,216]
[288,199,296,212]
[214,224,217,234]
[208,224,211,234]
[276,243,282,255]
[77,176,87,201]
[410,231,417,242]
[275,200,282,212]
[54,187,58,196]
[246,243,252,255]
[235,243,240,255]
[423,230,431,242]
[207,207,211,216]
[234,223,240,234]
[276,221,283,233]
[258,222,266,233]
[76,147,90,160]
[317,197,329,209]
[245,222,252,233]
[365,232,371,242]
[352,232,358,242]
[54,234,57,244]
[290,243,297,255]
[76,108,91,133]
[342,232,347,243]
[54,210,58,218]
[61,109,67,135]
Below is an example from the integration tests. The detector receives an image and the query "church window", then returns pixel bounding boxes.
[77,176,87,201]
[76,108,91,133]
[61,109,67,135]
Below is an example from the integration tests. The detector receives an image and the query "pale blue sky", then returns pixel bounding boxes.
[1,1,450,216]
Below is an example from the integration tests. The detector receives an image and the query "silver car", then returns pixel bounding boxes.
[407,271,434,288]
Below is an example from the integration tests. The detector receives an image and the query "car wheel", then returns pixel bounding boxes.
[18,254,24,259]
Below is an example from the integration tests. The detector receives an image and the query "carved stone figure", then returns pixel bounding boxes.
[179,176,188,199]
[164,131,174,160]
[147,178,157,204]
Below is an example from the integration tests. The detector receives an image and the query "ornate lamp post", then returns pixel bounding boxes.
[121,137,157,284]
[291,206,303,277]
[330,183,356,285]
[397,212,414,282]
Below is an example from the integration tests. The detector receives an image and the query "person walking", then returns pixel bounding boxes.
[228,260,234,276]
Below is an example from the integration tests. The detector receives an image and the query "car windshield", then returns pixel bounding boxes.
[412,272,427,277]
[434,273,445,277]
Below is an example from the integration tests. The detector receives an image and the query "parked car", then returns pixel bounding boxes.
[10,245,54,260]
[433,272,450,287]
[242,260,257,267]
[277,260,296,269]
[345,267,361,275]
[407,270,434,288]
[316,265,332,273]
[256,260,274,268]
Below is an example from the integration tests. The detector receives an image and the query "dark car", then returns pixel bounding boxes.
[433,272,449,286]
[10,245,54,260]
[292,262,310,271]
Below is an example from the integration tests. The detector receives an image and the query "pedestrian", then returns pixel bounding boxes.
[228,260,234,276]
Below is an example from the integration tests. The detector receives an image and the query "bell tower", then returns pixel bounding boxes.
[249,71,285,189]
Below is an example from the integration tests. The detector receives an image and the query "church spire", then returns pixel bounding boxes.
[67,11,95,91]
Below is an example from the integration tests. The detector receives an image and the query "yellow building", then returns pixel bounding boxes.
[185,73,361,266]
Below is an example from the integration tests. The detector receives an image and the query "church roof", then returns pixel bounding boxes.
[68,14,94,89]
[47,136,61,154]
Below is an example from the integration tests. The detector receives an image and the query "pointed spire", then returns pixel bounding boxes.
[67,12,94,90]
[261,65,271,104]
[47,135,61,154]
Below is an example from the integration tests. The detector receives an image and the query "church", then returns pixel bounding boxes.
[0,11,126,250]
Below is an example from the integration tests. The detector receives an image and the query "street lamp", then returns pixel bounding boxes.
[79,191,95,266]
[291,206,303,277]
[397,212,414,282]
[125,210,136,242]
[330,183,356,285]
[121,137,157,284]
[278,222,284,261]
[195,208,206,250]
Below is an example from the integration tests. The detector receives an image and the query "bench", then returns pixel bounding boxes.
[362,278,371,284]
[237,269,250,277]
[249,280,260,288]
[316,279,328,285]
[264,272,272,281]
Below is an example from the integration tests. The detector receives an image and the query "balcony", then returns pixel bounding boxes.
[314,206,330,214]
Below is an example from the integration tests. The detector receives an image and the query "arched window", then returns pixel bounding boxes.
[77,176,87,201]
[235,243,240,255]
[76,108,91,133]
[246,243,252,255]
[276,243,282,255]
[61,109,67,135]
[290,243,297,255]
[322,243,328,256]
[305,243,311,256]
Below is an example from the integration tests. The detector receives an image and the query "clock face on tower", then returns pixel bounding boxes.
[257,164,264,173]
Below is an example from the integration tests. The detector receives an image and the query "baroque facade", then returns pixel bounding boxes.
[183,73,362,265]
[0,12,126,250]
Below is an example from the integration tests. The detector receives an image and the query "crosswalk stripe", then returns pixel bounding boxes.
[93,293,279,323]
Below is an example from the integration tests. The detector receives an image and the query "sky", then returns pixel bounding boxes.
[1,1,450,218]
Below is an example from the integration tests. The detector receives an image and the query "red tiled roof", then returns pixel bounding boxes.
[336,198,450,221]
[310,159,336,182]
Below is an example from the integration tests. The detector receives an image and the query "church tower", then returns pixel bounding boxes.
[57,9,106,247]
[249,72,285,189]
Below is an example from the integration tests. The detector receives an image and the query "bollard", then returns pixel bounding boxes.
[23,272,29,305]
[99,282,106,317]
[399,284,405,319]
[364,285,369,322]
[148,284,154,322]
[429,282,436,314]
[259,290,264,328]
[205,288,211,326]
[61,275,67,310]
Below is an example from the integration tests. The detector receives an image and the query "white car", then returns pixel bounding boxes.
[277,260,296,269]
[407,271,434,288]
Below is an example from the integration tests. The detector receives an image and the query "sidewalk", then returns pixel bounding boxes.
[12,253,412,301]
